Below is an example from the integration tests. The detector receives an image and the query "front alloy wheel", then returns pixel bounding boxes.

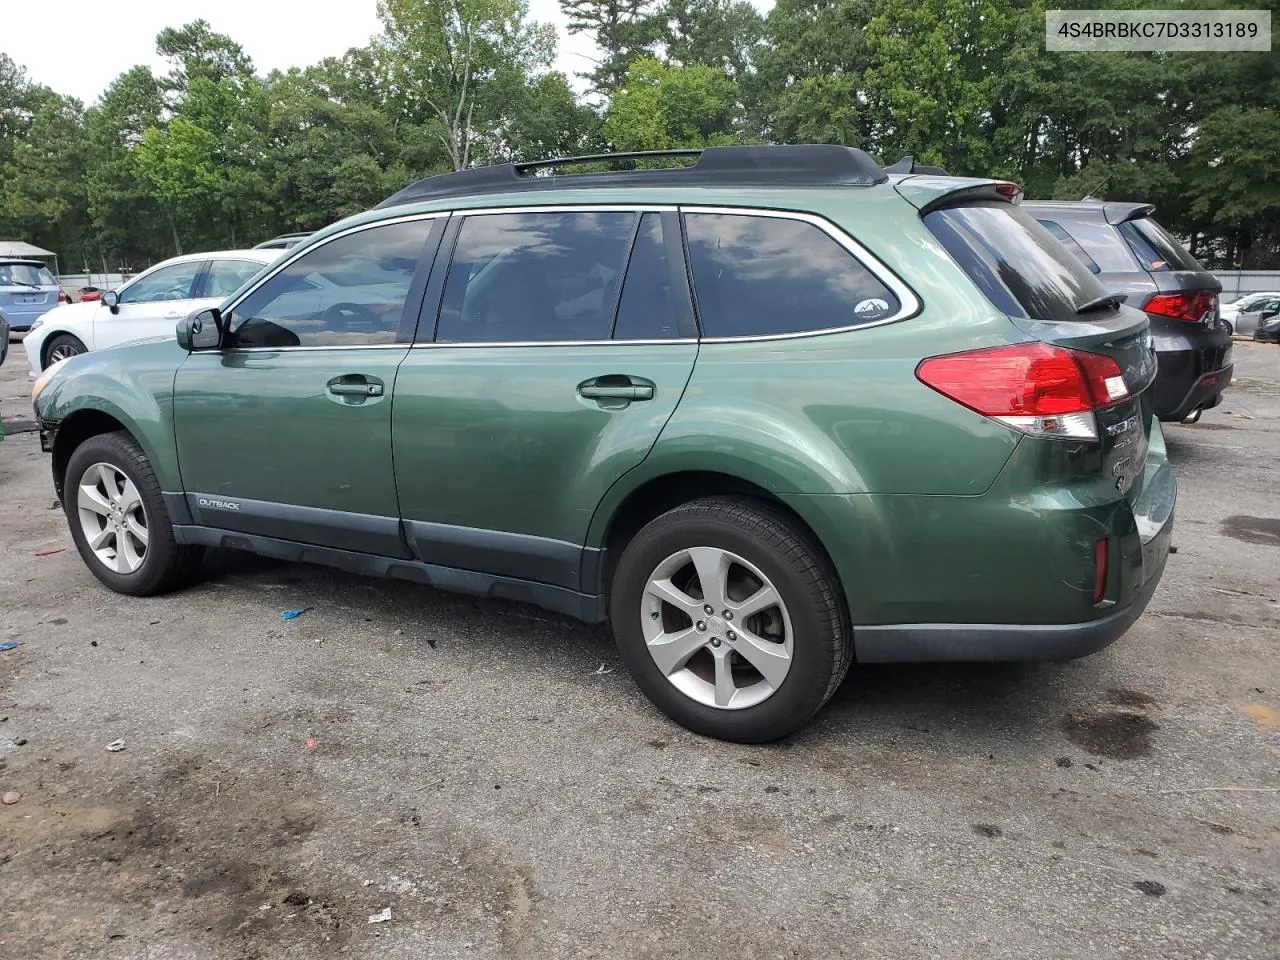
[77,462,149,573]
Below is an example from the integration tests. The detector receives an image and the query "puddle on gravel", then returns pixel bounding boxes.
[1063,710,1158,759]
[1221,516,1280,547]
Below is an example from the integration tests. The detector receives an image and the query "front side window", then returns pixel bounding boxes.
[228,220,431,347]
[118,262,202,304]
[206,259,267,299]
[683,213,901,338]
[436,211,636,343]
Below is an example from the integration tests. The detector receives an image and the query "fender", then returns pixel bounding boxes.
[36,339,184,492]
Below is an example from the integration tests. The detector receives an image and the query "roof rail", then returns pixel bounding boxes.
[883,155,950,176]
[376,144,890,208]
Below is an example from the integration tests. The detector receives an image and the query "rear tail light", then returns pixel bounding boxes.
[1145,291,1217,323]
[1093,538,1108,603]
[57,291,70,303]
[915,342,1129,441]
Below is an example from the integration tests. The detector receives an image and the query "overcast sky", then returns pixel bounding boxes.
[3,0,772,105]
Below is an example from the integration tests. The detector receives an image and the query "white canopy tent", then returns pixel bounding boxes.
[0,240,59,279]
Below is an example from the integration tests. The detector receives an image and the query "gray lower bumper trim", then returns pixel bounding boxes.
[853,553,1168,664]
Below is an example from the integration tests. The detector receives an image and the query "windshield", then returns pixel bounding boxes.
[0,262,56,286]
[924,202,1115,324]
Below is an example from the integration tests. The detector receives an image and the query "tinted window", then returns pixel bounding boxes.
[119,261,202,304]
[613,213,691,340]
[1038,220,1101,274]
[0,263,56,286]
[924,203,1113,324]
[229,221,430,347]
[206,259,266,299]
[437,212,634,343]
[1043,216,1140,273]
[685,214,899,337]
[1120,217,1202,273]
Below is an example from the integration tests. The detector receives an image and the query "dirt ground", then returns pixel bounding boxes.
[1,339,1277,960]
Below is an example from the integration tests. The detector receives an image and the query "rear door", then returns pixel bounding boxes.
[923,200,1156,498]
[391,208,698,592]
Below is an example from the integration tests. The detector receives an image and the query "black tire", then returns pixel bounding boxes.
[44,333,86,367]
[63,431,204,596]
[610,497,852,743]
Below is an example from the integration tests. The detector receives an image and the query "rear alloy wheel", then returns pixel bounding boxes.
[64,431,204,595]
[45,333,86,366]
[611,497,851,743]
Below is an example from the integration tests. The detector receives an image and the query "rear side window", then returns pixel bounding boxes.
[1120,217,1202,273]
[924,203,1113,324]
[1039,216,1140,273]
[205,259,266,298]
[613,213,693,340]
[1037,220,1100,274]
[683,213,900,338]
[437,211,635,343]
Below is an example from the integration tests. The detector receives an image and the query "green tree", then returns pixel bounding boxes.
[135,118,221,254]
[604,57,740,151]
[376,0,556,169]
[0,90,88,254]
[560,0,661,98]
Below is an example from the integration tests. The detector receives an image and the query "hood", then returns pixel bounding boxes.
[33,300,99,325]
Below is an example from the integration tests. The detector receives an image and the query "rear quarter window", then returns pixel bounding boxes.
[924,203,1113,324]
[683,213,901,337]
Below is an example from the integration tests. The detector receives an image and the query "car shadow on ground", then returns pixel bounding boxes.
[201,548,1108,758]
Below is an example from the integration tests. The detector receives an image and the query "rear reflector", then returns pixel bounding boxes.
[1145,291,1217,323]
[1094,538,1108,603]
[916,342,1129,441]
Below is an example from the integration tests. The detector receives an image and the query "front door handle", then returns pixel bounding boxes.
[578,376,655,402]
[326,375,384,400]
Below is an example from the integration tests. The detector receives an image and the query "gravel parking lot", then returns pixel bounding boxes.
[1,338,1277,960]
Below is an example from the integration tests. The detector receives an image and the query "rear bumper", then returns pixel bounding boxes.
[853,535,1170,662]
[849,423,1177,664]
[1152,337,1232,420]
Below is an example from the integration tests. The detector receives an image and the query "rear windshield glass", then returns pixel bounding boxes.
[923,202,1114,324]
[1120,217,1202,273]
[0,262,56,286]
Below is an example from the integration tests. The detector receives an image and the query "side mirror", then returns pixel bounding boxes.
[178,308,223,352]
[101,289,119,313]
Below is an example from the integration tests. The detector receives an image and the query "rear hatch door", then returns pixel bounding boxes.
[914,191,1155,500]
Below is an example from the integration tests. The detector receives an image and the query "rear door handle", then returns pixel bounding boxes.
[578,376,655,402]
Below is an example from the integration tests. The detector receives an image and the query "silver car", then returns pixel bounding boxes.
[0,259,63,331]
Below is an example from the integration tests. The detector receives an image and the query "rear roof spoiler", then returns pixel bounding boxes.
[1103,202,1156,225]
[884,155,950,176]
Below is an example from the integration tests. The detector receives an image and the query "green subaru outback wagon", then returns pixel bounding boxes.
[33,145,1175,742]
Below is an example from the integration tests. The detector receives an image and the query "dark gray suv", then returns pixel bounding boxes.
[1023,201,1230,423]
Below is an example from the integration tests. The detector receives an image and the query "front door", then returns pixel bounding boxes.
[392,209,698,591]
[173,217,444,556]
[101,259,206,349]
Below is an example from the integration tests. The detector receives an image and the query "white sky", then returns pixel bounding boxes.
[2,0,773,106]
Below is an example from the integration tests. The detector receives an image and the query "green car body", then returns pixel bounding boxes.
[33,146,1175,740]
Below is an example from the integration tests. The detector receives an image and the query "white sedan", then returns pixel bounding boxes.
[24,249,281,375]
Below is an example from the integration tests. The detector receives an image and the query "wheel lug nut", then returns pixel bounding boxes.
[696,621,707,632]
[710,637,722,647]
[723,610,733,621]
[727,630,736,641]
[703,604,714,615]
